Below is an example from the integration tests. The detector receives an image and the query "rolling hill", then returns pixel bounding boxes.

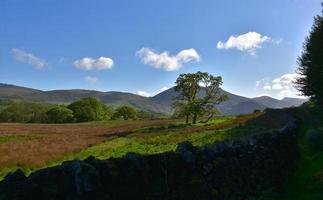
[252,96,306,108]
[0,83,307,116]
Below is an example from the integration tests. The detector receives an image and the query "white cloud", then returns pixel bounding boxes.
[272,73,297,84]
[74,57,114,70]
[85,76,98,84]
[256,93,273,98]
[255,81,261,87]
[136,86,169,97]
[279,89,295,98]
[158,87,169,93]
[136,48,200,71]
[217,32,270,55]
[272,83,283,90]
[11,48,47,69]
[263,85,272,91]
[256,73,303,99]
[137,91,151,97]
[176,49,201,63]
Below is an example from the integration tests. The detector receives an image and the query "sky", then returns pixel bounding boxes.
[0,0,321,99]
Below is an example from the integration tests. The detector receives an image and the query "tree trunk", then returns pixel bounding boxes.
[192,114,197,124]
[203,113,214,123]
[185,114,189,124]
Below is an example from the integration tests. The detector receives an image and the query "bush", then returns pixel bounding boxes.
[0,102,51,123]
[46,106,74,123]
[305,128,323,152]
[253,109,261,113]
[112,106,137,120]
[68,97,112,122]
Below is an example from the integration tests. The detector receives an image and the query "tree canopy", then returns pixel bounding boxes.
[68,97,112,122]
[112,106,138,120]
[173,71,227,124]
[46,106,74,123]
[295,6,323,106]
[0,102,51,123]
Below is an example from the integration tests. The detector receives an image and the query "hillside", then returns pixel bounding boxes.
[252,96,306,108]
[0,83,306,116]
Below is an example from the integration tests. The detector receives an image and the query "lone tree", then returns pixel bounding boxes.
[173,71,227,124]
[295,4,323,106]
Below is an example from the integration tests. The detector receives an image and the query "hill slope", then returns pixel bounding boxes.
[0,83,306,115]
[252,96,307,108]
[152,87,266,115]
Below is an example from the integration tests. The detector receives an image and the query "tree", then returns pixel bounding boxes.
[200,104,221,123]
[112,106,137,120]
[295,5,323,106]
[46,106,74,123]
[0,102,50,123]
[173,71,227,124]
[68,97,112,122]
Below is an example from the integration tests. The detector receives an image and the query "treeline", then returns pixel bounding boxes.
[0,97,164,123]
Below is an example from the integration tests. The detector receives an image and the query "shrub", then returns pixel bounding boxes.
[253,109,261,113]
[112,106,137,120]
[305,128,323,152]
[46,106,74,123]
[0,102,51,123]
[68,97,112,122]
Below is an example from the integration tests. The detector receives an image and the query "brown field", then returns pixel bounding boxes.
[0,119,178,170]
[0,114,261,176]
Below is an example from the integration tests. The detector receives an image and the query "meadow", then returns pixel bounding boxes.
[0,113,261,179]
[2,107,322,200]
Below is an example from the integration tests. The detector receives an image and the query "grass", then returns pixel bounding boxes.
[65,129,231,161]
[2,107,322,198]
[0,114,261,180]
[57,114,266,164]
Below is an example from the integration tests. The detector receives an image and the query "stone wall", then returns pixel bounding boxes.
[0,119,298,200]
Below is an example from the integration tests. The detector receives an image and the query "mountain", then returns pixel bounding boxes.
[0,83,171,114]
[152,87,266,115]
[252,96,290,108]
[0,83,42,97]
[281,97,307,107]
[0,83,307,116]
[252,96,307,109]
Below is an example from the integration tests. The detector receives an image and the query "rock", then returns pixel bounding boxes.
[176,141,197,166]
[60,160,100,195]
[4,169,26,182]
[176,141,196,153]
[124,152,146,169]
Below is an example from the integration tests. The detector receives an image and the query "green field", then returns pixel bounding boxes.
[0,114,262,179]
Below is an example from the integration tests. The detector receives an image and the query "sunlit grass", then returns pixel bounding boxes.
[67,129,231,161]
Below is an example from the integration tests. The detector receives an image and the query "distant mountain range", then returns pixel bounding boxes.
[0,83,307,116]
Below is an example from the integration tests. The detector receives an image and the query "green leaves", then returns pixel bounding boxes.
[46,106,74,123]
[173,71,227,124]
[112,106,138,120]
[68,97,112,122]
[295,10,323,105]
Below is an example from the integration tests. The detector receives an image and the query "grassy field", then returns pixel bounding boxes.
[0,113,261,179]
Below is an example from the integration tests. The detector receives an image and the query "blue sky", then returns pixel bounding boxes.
[0,0,321,99]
